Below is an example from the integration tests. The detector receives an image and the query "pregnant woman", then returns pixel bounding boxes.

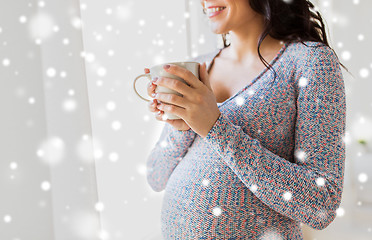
[145,0,348,239]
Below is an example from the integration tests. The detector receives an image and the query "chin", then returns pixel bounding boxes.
[208,20,230,35]
[211,28,229,35]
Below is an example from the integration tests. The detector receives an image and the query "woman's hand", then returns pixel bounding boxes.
[145,67,192,131]
[152,63,221,138]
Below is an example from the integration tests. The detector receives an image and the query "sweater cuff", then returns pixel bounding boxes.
[167,125,196,143]
[202,112,256,158]
[203,112,226,140]
[201,112,235,155]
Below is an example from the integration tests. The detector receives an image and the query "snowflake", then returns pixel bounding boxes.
[63,99,77,112]
[359,68,369,78]
[38,1,45,7]
[46,67,56,77]
[212,207,222,216]
[62,38,70,45]
[60,71,67,78]
[138,19,145,26]
[9,162,18,170]
[106,8,113,15]
[41,181,51,191]
[28,97,35,104]
[99,229,110,240]
[68,89,75,96]
[250,184,258,192]
[160,140,168,148]
[283,191,292,201]
[298,77,308,87]
[109,152,119,162]
[202,178,210,186]
[71,17,83,29]
[97,67,107,77]
[336,207,345,217]
[341,51,351,61]
[108,50,115,56]
[2,58,10,66]
[358,173,368,183]
[3,215,12,223]
[294,149,306,163]
[235,96,245,106]
[167,21,174,28]
[111,121,121,130]
[248,89,255,95]
[259,228,283,240]
[95,202,105,212]
[106,101,116,111]
[19,15,27,23]
[316,177,325,186]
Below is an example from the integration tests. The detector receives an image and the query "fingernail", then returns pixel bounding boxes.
[152,77,158,82]
[163,64,170,70]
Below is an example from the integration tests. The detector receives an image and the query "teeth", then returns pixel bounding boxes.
[207,7,226,14]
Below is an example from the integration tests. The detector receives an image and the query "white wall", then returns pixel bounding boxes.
[0,0,101,239]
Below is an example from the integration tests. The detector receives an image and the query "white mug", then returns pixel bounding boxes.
[133,61,200,120]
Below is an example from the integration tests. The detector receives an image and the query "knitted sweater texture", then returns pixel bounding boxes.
[146,41,346,240]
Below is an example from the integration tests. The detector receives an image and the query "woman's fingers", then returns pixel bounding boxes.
[144,67,167,122]
[154,109,165,121]
[147,81,156,98]
[150,105,190,131]
[144,67,158,99]
[147,99,165,121]
[147,99,159,113]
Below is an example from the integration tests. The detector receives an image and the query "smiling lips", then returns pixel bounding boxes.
[206,6,226,18]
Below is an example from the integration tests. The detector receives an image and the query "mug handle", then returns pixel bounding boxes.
[133,73,152,102]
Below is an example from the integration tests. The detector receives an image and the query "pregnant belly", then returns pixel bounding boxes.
[160,147,258,239]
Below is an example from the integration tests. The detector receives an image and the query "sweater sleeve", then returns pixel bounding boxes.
[201,45,346,230]
[146,123,197,192]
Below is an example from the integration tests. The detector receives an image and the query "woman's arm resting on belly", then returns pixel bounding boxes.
[146,123,196,192]
[201,46,346,230]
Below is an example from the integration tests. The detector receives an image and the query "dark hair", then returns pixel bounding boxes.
[203,0,351,86]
